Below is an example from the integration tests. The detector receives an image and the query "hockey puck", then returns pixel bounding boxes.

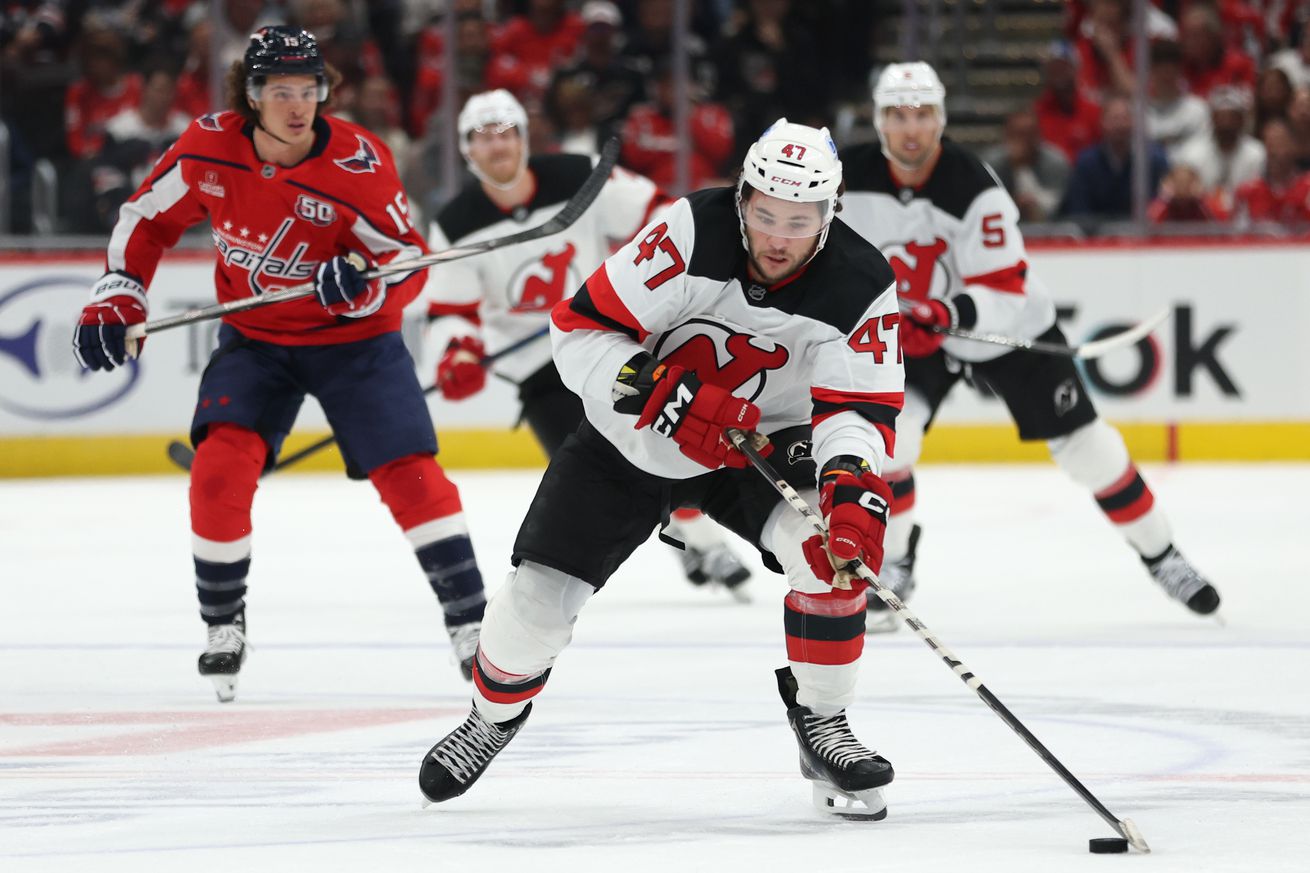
[1089,837,1129,854]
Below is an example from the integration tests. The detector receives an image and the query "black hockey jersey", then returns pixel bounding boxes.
[839,139,1056,363]
[551,186,904,480]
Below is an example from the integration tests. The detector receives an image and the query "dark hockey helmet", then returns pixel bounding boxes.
[244,26,328,102]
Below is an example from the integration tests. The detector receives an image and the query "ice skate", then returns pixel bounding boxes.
[680,542,752,602]
[419,703,532,804]
[197,612,247,703]
[1144,546,1221,616]
[447,621,480,681]
[866,524,920,633]
[776,667,893,820]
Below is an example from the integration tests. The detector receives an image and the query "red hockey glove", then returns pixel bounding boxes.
[899,298,955,358]
[802,459,892,584]
[436,336,487,401]
[314,252,383,316]
[73,272,148,371]
[633,363,764,469]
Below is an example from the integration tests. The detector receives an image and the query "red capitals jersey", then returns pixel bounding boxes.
[106,111,427,345]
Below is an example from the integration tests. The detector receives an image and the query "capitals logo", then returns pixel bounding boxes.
[335,135,381,174]
[213,218,317,295]
[883,237,952,303]
[508,243,579,313]
[652,318,789,402]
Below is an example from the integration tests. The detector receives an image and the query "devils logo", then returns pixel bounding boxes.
[652,318,789,401]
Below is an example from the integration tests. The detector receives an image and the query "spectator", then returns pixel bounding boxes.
[1147,163,1230,223]
[717,0,826,160]
[550,74,601,156]
[1270,22,1310,89]
[1179,2,1256,98]
[1254,66,1294,131]
[620,58,734,192]
[545,1,644,145]
[291,0,386,86]
[64,27,142,159]
[1072,0,1136,98]
[621,0,717,97]
[982,108,1071,223]
[409,11,528,138]
[492,0,585,96]
[1146,40,1211,162]
[174,18,214,118]
[1288,86,1310,170]
[103,64,190,155]
[202,0,285,71]
[1059,94,1169,221]
[1034,40,1102,162]
[1174,85,1265,201]
[1232,117,1310,225]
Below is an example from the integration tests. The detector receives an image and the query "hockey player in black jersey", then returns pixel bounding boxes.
[420,120,906,819]
[423,89,754,598]
[839,62,1220,630]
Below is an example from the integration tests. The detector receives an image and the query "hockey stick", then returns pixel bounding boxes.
[725,427,1151,853]
[127,137,621,345]
[166,327,551,473]
[914,307,1169,361]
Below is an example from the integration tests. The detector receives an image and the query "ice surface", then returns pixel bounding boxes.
[2,464,1307,872]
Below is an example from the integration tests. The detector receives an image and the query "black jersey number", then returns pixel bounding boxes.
[849,314,901,364]
[633,222,686,290]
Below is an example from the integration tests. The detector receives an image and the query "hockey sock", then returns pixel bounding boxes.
[369,454,486,627]
[784,586,866,716]
[1049,419,1172,558]
[472,561,593,723]
[666,508,725,550]
[882,469,916,560]
[190,423,265,626]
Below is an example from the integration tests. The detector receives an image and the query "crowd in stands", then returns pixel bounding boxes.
[2,0,1309,236]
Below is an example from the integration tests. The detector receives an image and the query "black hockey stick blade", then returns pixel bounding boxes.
[724,427,1151,853]
[128,137,622,342]
[166,440,196,472]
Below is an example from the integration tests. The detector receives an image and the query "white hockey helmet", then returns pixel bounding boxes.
[736,118,843,254]
[458,89,529,189]
[873,61,947,138]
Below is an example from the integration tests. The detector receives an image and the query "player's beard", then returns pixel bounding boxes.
[748,238,817,286]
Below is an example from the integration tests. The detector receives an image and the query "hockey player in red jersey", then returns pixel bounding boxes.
[71,27,488,700]
[840,62,1221,629]
[419,120,906,819]
[425,89,754,598]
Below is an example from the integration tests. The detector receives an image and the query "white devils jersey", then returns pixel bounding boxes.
[551,187,905,481]
[839,139,1056,363]
[423,153,668,381]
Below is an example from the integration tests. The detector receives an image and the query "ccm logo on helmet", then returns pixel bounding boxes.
[770,176,803,186]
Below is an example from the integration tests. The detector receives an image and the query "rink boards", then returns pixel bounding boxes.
[1,240,1308,476]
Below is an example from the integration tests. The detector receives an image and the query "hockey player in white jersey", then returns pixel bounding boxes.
[424,89,753,597]
[419,120,906,819]
[840,62,1221,629]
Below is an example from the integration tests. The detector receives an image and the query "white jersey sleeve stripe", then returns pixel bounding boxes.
[107,162,190,274]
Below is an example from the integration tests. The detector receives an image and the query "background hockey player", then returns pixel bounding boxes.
[424,88,754,598]
[840,62,1221,630]
[71,27,488,699]
[418,120,906,820]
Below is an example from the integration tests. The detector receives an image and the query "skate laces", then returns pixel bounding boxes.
[448,622,480,662]
[804,711,875,768]
[205,623,246,656]
[1148,548,1208,602]
[431,710,511,783]
[701,544,746,582]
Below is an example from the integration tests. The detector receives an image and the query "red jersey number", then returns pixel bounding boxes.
[849,314,901,364]
[981,213,1006,248]
[633,222,686,291]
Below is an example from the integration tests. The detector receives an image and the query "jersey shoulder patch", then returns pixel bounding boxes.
[529,153,594,206]
[766,219,896,334]
[684,187,743,281]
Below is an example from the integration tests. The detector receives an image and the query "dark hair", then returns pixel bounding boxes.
[225,59,342,124]
[1150,40,1183,67]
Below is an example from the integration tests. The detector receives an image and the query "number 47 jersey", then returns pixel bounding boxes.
[551,187,906,482]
